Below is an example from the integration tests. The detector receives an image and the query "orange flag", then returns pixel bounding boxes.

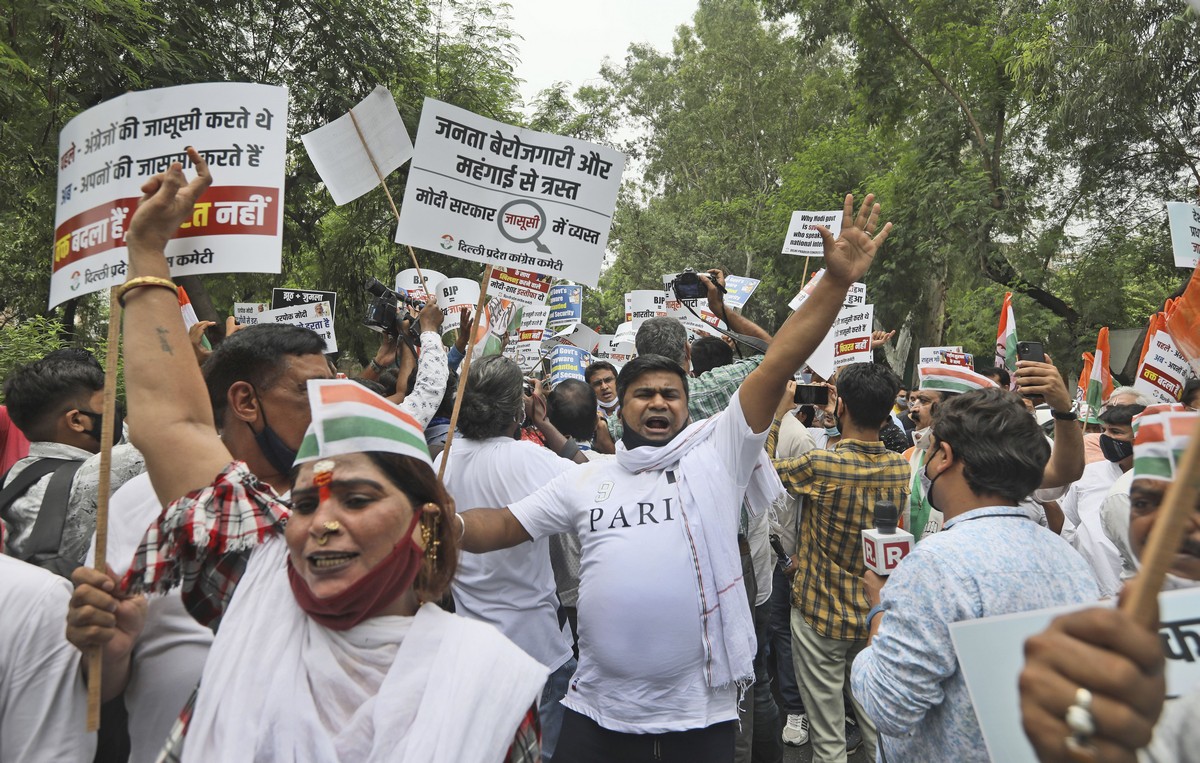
[1166,263,1200,373]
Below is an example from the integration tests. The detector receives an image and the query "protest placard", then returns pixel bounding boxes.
[394,98,625,286]
[52,83,287,308]
[503,306,550,369]
[395,268,445,301]
[488,266,553,307]
[233,302,266,325]
[300,85,414,206]
[431,277,481,337]
[805,305,874,379]
[614,321,637,346]
[1135,329,1196,403]
[554,323,600,354]
[548,344,591,386]
[939,350,973,368]
[788,268,865,311]
[919,346,963,366]
[664,297,726,345]
[272,288,338,320]
[950,587,1200,763]
[723,275,760,309]
[629,290,667,329]
[547,284,583,330]
[259,301,336,352]
[594,335,636,368]
[1167,202,1200,269]
[624,293,633,323]
[781,210,842,257]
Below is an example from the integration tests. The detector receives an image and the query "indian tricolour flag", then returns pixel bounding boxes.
[178,285,211,351]
[1085,327,1114,413]
[995,292,1018,376]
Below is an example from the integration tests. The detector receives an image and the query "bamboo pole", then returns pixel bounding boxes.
[86,286,123,731]
[437,265,494,482]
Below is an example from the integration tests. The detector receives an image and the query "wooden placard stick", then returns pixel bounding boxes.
[1121,426,1200,627]
[437,265,494,482]
[86,286,123,732]
[346,108,427,289]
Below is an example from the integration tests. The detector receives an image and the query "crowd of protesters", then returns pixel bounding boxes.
[0,148,1196,763]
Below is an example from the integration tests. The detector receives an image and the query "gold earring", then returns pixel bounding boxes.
[419,503,441,568]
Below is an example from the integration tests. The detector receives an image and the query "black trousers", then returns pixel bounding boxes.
[554,708,735,763]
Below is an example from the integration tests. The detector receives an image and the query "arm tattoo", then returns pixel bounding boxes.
[155,327,174,355]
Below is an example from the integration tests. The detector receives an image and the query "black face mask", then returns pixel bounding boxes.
[248,394,298,474]
[1099,433,1134,463]
[620,416,686,450]
[77,404,124,447]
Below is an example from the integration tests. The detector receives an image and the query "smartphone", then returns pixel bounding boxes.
[1016,341,1045,364]
[794,384,829,406]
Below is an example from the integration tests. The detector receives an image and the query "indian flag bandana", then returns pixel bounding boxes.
[917,363,999,395]
[1133,404,1197,482]
[294,379,433,469]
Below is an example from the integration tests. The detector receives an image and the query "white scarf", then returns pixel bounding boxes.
[616,408,784,690]
[183,538,548,763]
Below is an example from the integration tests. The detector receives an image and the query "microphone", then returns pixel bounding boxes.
[862,500,914,576]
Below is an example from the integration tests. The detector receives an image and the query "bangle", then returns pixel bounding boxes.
[369,359,386,373]
[866,603,886,626]
[117,276,178,307]
[456,513,466,542]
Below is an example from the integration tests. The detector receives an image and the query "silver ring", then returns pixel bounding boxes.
[1074,687,1093,711]
[1064,686,1097,758]
[1066,704,1096,737]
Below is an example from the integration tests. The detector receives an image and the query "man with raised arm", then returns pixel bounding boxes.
[457,195,892,762]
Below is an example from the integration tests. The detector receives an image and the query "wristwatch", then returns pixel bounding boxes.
[1050,402,1079,421]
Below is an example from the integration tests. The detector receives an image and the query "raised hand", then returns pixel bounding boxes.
[817,194,892,288]
[125,146,213,255]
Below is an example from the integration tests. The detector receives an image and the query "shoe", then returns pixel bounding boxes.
[845,717,862,754]
[781,713,809,746]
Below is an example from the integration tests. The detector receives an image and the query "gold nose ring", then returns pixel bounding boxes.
[324,521,340,532]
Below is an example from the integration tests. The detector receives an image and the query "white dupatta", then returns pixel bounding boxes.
[182,538,548,763]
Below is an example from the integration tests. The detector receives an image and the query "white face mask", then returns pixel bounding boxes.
[913,426,933,451]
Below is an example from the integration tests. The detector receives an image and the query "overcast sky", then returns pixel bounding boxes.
[505,0,700,111]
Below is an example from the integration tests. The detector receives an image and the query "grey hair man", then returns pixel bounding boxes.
[434,355,578,759]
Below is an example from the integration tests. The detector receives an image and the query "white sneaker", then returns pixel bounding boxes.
[782,713,809,746]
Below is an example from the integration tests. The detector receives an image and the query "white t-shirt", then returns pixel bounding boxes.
[1060,460,1126,597]
[0,556,95,763]
[508,392,768,733]
[86,473,214,763]
[436,437,574,672]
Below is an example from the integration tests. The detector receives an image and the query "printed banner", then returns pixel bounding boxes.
[272,288,338,320]
[594,335,636,368]
[723,275,760,309]
[1167,202,1200,269]
[951,587,1200,763]
[919,346,963,366]
[259,301,336,353]
[547,284,584,330]
[233,302,266,325]
[628,290,667,329]
[300,85,414,206]
[52,82,287,308]
[788,268,865,311]
[394,98,625,286]
[548,344,591,387]
[781,210,842,257]
[488,266,553,307]
[395,267,446,301]
[805,304,874,379]
[1135,329,1196,403]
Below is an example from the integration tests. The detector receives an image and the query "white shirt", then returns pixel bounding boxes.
[436,437,574,672]
[86,473,214,763]
[0,556,95,763]
[1060,460,1126,597]
[509,393,767,733]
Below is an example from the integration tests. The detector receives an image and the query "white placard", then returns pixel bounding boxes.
[300,85,414,206]
[919,345,964,367]
[782,210,842,257]
[233,302,266,325]
[431,277,481,338]
[1135,329,1196,403]
[395,98,625,286]
[259,301,336,353]
[1167,202,1200,269]
[594,335,636,368]
[950,586,1200,763]
[554,323,600,354]
[805,304,874,379]
[628,290,667,329]
[395,267,445,301]
[614,320,636,346]
[506,306,551,370]
[52,82,287,308]
[789,268,866,311]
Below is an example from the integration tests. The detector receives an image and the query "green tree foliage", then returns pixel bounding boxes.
[1,0,523,363]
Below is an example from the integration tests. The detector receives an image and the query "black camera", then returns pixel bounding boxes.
[363,277,422,340]
[669,268,727,301]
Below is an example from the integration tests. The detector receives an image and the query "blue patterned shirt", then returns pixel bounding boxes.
[850,505,1099,762]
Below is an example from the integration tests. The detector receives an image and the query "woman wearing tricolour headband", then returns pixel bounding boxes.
[66,148,547,762]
